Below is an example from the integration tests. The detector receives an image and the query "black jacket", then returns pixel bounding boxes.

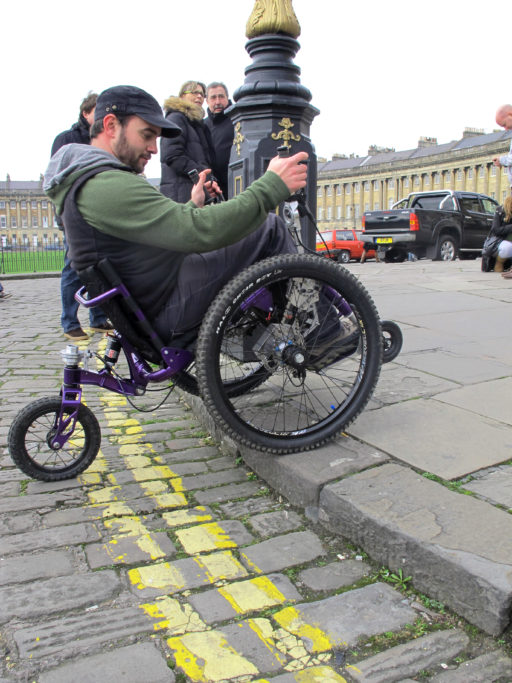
[204,104,234,198]
[491,206,512,238]
[51,115,91,156]
[160,97,215,202]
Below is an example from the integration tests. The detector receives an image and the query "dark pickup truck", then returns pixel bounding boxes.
[361,190,498,261]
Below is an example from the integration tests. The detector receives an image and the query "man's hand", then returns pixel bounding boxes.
[190,169,222,207]
[268,152,308,193]
[493,157,502,167]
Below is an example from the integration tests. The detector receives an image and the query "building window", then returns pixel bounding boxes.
[388,198,394,209]
[479,166,485,178]
[364,203,369,211]
[388,179,394,189]
[32,216,38,227]
[491,166,496,177]
[11,217,17,227]
[326,185,332,196]
[22,216,28,227]
[336,206,342,219]
[373,180,379,191]
[373,202,379,210]
[21,200,27,209]
[327,206,332,220]
[42,216,49,228]
[345,183,351,195]
[335,184,341,195]
[364,181,369,191]
[0,201,5,209]
[346,206,351,219]
[355,206,360,219]
[0,216,6,228]
[317,207,324,220]
[456,170,463,181]
[31,200,37,209]
[42,200,48,209]
[317,186,323,196]
[354,182,360,192]
[434,173,440,184]
[413,176,420,187]
[404,178,409,188]
[468,168,473,179]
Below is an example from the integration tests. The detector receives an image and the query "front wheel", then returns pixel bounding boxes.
[338,250,350,264]
[381,320,403,363]
[435,235,458,261]
[8,397,101,481]
[195,254,382,454]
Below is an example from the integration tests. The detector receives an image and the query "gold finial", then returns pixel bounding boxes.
[246,0,301,39]
[271,117,301,150]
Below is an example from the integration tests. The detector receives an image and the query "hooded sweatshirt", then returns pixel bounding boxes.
[44,143,290,318]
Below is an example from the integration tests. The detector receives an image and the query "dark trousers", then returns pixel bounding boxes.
[153,214,296,340]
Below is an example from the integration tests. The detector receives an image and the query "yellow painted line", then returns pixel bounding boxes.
[246,618,288,666]
[273,607,335,653]
[166,631,259,682]
[239,551,264,575]
[176,522,237,554]
[88,486,123,504]
[194,551,249,584]
[119,444,155,456]
[139,480,169,496]
[139,596,206,634]
[129,561,187,592]
[152,492,188,508]
[130,465,179,482]
[162,507,213,528]
[124,454,154,469]
[78,472,102,485]
[217,576,289,614]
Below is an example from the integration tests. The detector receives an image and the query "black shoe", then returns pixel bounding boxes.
[305,314,360,370]
[64,327,89,341]
[90,322,114,333]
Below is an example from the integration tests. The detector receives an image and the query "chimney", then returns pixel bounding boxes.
[462,127,484,139]
[418,136,437,148]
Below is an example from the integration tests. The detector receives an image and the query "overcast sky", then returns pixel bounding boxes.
[1,0,508,181]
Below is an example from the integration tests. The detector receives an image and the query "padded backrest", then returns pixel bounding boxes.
[77,259,164,365]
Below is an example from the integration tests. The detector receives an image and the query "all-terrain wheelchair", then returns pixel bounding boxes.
[8,250,401,482]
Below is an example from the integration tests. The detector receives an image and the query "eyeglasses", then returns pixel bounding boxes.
[184,90,205,98]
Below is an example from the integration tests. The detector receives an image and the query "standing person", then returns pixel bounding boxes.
[44,85,310,343]
[493,104,512,191]
[160,81,215,202]
[205,82,234,199]
[51,92,111,340]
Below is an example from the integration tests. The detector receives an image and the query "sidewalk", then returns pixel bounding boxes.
[1,263,512,682]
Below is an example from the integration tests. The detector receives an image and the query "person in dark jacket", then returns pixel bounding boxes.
[205,82,234,199]
[160,81,216,202]
[489,195,512,273]
[51,92,111,340]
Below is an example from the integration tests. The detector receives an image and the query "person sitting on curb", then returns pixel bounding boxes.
[489,195,512,274]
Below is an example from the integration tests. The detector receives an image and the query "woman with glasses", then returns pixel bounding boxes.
[160,80,216,202]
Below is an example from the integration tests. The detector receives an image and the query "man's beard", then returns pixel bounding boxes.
[113,128,147,173]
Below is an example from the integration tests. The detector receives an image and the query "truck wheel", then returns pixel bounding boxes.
[435,235,457,261]
[338,250,350,264]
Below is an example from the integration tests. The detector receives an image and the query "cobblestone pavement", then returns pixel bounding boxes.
[1,273,512,682]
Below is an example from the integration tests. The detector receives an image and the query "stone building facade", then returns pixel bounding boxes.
[316,129,512,230]
[0,177,59,248]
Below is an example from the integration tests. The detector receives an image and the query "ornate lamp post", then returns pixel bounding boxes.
[228,0,319,247]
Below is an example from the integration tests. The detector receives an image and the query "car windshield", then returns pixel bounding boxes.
[316,232,332,243]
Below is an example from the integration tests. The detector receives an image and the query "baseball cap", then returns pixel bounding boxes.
[95,85,181,138]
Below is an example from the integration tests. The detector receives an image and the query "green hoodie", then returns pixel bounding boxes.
[45,144,290,254]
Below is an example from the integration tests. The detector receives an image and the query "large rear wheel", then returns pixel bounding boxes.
[195,254,382,453]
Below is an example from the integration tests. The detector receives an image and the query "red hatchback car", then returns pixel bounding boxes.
[316,229,376,263]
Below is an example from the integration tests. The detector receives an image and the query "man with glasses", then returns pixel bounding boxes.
[205,82,234,199]
[160,80,216,201]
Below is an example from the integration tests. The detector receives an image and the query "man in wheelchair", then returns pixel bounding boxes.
[44,85,309,344]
